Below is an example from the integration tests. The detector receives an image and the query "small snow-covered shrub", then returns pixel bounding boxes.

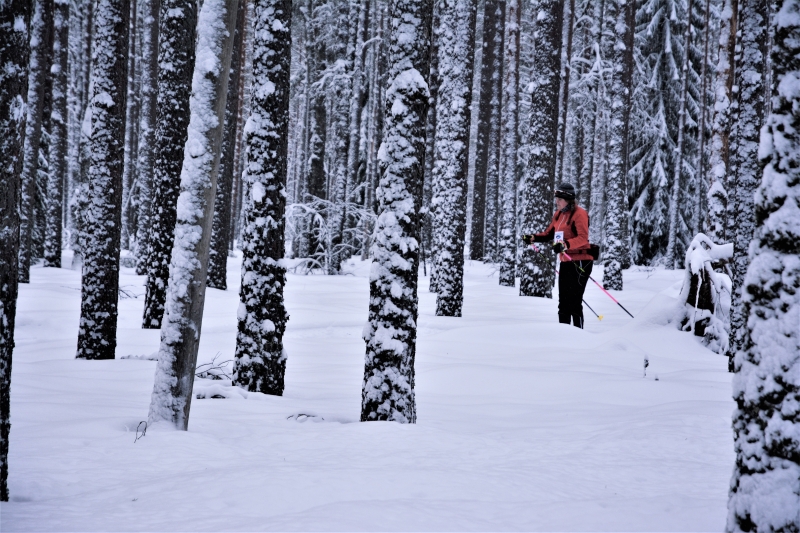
[677,233,733,354]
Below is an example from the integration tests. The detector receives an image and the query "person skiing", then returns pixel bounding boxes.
[522,183,594,328]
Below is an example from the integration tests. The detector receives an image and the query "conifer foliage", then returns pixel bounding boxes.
[727,1,800,526]
[231,0,292,396]
[361,0,432,423]
[75,0,129,360]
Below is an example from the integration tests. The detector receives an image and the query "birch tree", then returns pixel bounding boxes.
[361,0,432,423]
[231,0,292,395]
[149,0,239,427]
[0,0,31,501]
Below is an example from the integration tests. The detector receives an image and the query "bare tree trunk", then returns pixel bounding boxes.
[0,0,31,501]
[120,0,138,251]
[483,0,505,263]
[148,0,239,427]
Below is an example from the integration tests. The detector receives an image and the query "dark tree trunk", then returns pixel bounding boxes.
[207,0,245,290]
[232,0,292,396]
[0,0,31,502]
[361,0,432,423]
[483,0,505,263]
[44,0,68,268]
[141,0,198,328]
[75,0,130,360]
[19,0,54,283]
[424,3,439,292]
[518,0,563,297]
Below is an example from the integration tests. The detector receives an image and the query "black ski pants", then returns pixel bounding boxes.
[558,260,593,328]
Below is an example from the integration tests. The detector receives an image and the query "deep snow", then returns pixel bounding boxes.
[4,251,734,531]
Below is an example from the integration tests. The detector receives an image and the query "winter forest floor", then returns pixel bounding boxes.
[4,252,734,531]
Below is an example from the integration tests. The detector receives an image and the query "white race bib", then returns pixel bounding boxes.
[554,231,564,242]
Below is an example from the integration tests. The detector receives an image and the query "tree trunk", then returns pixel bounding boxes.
[497,0,520,287]
[19,0,54,283]
[76,0,130,360]
[430,0,477,316]
[231,0,292,397]
[207,0,245,290]
[120,0,138,251]
[361,0,432,423]
[424,3,439,292]
[148,0,239,428]
[518,0,563,297]
[133,0,160,275]
[727,1,800,526]
[44,0,69,268]
[0,0,31,502]
[141,0,198,328]
[483,0,505,263]
[554,0,574,184]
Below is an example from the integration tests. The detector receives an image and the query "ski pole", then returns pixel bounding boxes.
[529,243,603,320]
[561,250,635,319]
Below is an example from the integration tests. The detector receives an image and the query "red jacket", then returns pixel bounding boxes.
[533,205,593,262]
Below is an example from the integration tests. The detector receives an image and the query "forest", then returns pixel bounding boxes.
[0,0,798,529]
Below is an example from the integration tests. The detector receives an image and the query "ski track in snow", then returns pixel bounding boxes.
[4,251,733,531]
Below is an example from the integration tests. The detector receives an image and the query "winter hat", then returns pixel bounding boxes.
[554,183,576,201]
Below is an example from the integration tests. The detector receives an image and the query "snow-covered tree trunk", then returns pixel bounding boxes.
[421,4,438,287]
[665,0,695,269]
[727,2,800,526]
[231,0,291,396]
[141,0,198,328]
[207,0,245,290]
[120,0,138,251]
[148,0,239,428]
[484,0,505,262]
[361,0,432,423]
[133,0,159,275]
[430,0,477,316]
[470,0,502,261]
[19,0,53,284]
[554,0,574,184]
[44,0,69,268]
[75,0,129,360]
[518,0,562,297]
[602,0,633,291]
[727,0,768,368]
[497,0,519,287]
[706,0,738,243]
[0,0,31,502]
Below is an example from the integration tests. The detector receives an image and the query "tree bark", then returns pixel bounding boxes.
[76,0,130,360]
[483,0,505,263]
[148,0,239,428]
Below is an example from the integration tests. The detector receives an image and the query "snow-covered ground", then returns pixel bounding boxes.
[4,252,734,531]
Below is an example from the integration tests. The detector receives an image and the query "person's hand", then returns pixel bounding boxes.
[553,241,566,254]
[522,234,532,245]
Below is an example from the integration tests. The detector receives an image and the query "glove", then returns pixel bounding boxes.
[522,234,532,245]
[553,241,567,254]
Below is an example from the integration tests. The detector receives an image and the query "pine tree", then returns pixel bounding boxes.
[19,0,53,284]
[518,0,562,297]
[0,0,31,502]
[43,0,69,268]
[727,2,800,526]
[120,0,139,252]
[361,0,432,423]
[148,0,240,427]
[133,0,159,275]
[484,0,505,262]
[602,0,634,290]
[727,0,768,370]
[232,0,292,396]
[430,0,477,316]
[207,0,246,290]
[75,0,129,360]
[497,0,520,287]
[141,0,198,328]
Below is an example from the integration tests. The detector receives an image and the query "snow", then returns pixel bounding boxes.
[3,252,736,530]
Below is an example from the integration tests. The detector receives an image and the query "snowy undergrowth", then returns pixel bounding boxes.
[5,251,733,531]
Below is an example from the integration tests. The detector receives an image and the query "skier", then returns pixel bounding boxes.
[522,183,594,328]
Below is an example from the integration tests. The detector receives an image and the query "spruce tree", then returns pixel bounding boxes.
[518,0,562,297]
[484,0,505,262]
[142,0,198,328]
[727,2,800,526]
[149,0,239,427]
[0,0,31,502]
[232,0,292,396]
[75,0,129,360]
[430,0,477,316]
[361,0,432,423]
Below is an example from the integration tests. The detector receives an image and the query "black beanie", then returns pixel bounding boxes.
[555,183,576,201]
